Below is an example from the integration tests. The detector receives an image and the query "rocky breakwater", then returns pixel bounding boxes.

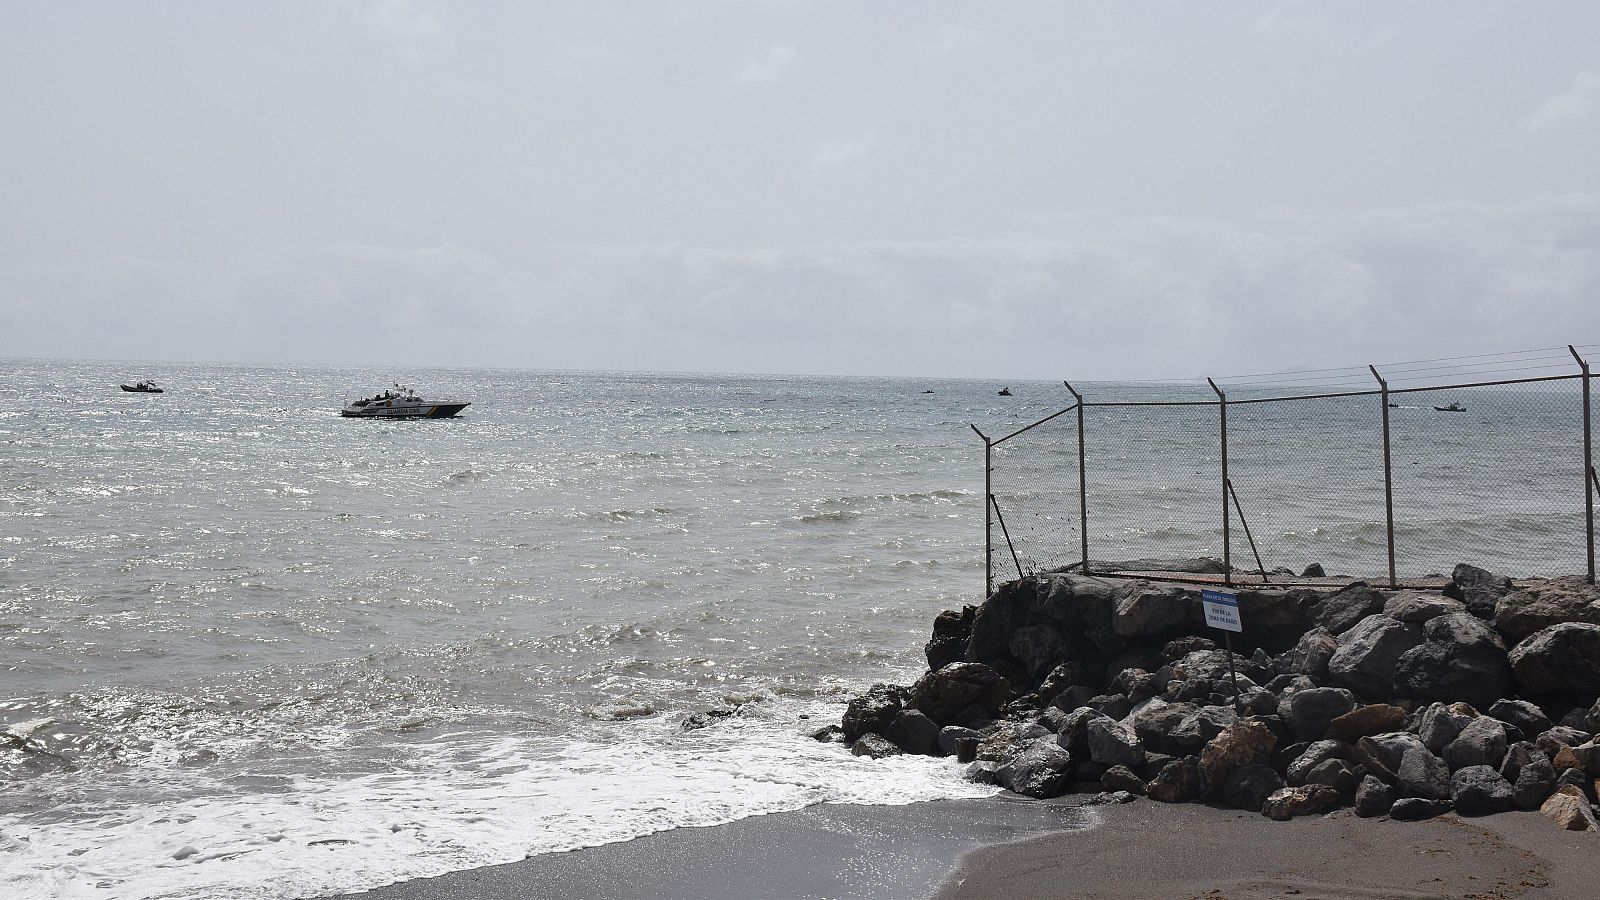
[823,563,1600,830]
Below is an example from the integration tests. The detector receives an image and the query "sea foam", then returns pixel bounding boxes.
[0,700,996,900]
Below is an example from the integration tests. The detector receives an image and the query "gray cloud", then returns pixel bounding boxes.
[1524,70,1600,131]
[2,3,1598,378]
[809,131,877,170]
[6,197,1596,379]
[731,44,799,87]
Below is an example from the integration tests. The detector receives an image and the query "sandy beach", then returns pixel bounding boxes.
[940,801,1599,900]
[333,795,1599,900]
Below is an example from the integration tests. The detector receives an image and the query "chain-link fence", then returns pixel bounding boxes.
[976,346,1599,593]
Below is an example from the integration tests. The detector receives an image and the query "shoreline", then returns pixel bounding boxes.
[328,794,1600,900]
[331,796,1090,900]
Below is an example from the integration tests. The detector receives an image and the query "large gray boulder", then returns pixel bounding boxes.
[1513,755,1556,810]
[1222,763,1284,812]
[1356,731,1429,783]
[1171,705,1239,752]
[1443,563,1514,619]
[1450,765,1515,815]
[1031,574,1122,636]
[1384,591,1467,623]
[1417,702,1478,754]
[1275,626,1337,681]
[1054,707,1100,753]
[842,684,906,741]
[925,606,974,672]
[1327,615,1424,698]
[1277,687,1356,742]
[1497,741,1541,783]
[1354,775,1394,817]
[850,734,902,758]
[1007,623,1072,682]
[1112,584,1195,637]
[1488,699,1552,738]
[975,721,1051,764]
[937,726,983,759]
[1509,623,1600,697]
[1303,758,1360,797]
[885,709,942,756]
[996,737,1074,798]
[1493,576,1600,643]
[1444,717,1509,771]
[1100,764,1146,795]
[1307,582,1387,635]
[963,581,1034,668]
[1392,612,1513,710]
[1086,715,1144,767]
[1145,756,1201,803]
[1397,747,1452,801]
[1126,699,1196,756]
[1286,740,1355,786]
[910,663,1014,726]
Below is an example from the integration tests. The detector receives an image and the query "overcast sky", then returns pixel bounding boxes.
[3,1,1598,379]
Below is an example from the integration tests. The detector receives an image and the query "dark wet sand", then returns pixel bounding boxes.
[332,797,1091,900]
[332,796,1599,900]
[938,802,1600,900]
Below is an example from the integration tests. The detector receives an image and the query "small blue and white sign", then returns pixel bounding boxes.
[1201,589,1242,633]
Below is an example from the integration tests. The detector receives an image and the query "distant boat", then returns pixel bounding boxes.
[120,379,163,393]
[1387,401,1399,408]
[921,390,935,394]
[1433,402,1465,412]
[998,387,1012,396]
[341,384,470,419]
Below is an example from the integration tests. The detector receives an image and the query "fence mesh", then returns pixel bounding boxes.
[1388,381,1585,578]
[989,410,1082,575]
[1226,391,1387,577]
[1080,402,1220,565]
[981,358,1597,588]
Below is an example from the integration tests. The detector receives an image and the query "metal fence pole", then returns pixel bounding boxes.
[1064,382,1088,574]
[972,425,993,597]
[1572,346,1595,584]
[1369,366,1398,588]
[1207,378,1230,586]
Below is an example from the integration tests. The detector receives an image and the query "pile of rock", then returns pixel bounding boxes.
[824,563,1600,829]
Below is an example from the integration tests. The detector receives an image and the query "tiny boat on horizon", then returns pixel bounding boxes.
[1433,402,1466,412]
[120,379,163,393]
[998,387,1012,396]
[341,384,470,419]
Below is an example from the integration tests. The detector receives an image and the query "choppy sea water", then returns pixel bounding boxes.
[1,360,1042,900]
[1,359,1588,899]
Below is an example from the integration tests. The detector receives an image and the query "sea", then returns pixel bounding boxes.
[0,358,1591,900]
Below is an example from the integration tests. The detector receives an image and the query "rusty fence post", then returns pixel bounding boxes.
[1064,381,1088,574]
[972,424,993,597]
[1207,378,1231,586]
[1572,346,1595,584]
[1370,365,1398,588]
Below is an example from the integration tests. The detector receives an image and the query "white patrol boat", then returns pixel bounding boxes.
[340,384,470,419]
